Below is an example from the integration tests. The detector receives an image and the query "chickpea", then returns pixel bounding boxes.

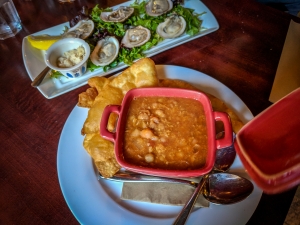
[149,121,157,129]
[155,109,165,118]
[140,128,154,139]
[145,153,154,163]
[138,110,150,120]
[131,129,140,137]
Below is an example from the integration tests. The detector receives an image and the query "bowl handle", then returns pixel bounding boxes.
[100,105,121,142]
[214,111,233,149]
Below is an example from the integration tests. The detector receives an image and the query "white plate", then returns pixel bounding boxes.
[57,65,262,225]
[22,0,219,99]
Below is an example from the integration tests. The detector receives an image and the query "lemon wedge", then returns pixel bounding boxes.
[27,35,62,50]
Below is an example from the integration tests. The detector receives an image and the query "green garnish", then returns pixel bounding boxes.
[49,70,64,79]
[52,1,205,78]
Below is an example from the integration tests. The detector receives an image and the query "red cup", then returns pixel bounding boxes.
[100,87,233,177]
[234,88,300,194]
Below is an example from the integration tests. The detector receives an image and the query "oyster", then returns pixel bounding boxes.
[100,6,134,23]
[90,36,120,66]
[145,0,173,17]
[156,14,186,38]
[63,19,94,39]
[121,26,151,48]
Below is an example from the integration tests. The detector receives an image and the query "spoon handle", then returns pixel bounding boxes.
[173,176,207,225]
[31,67,50,87]
[98,172,198,188]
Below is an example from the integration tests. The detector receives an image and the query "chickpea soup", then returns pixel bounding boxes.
[124,96,208,170]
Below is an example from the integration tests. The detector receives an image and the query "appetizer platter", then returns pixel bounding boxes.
[22,0,219,99]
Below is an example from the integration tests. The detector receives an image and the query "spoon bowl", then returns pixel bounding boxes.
[214,132,236,172]
[203,173,254,205]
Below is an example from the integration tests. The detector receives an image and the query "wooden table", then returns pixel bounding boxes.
[0,0,298,224]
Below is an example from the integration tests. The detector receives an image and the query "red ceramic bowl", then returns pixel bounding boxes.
[234,88,300,194]
[100,87,233,178]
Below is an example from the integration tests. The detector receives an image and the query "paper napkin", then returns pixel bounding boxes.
[121,177,209,207]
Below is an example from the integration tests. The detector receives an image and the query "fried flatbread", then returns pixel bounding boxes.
[94,160,120,178]
[77,77,110,108]
[78,87,98,108]
[80,58,159,177]
[81,57,158,135]
[83,133,121,177]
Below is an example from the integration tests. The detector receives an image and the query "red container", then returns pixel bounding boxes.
[234,88,300,194]
[100,87,233,178]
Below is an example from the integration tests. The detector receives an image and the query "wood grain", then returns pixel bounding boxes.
[0,0,298,224]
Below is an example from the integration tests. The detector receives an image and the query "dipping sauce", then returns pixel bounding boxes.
[124,96,208,170]
[57,45,85,68]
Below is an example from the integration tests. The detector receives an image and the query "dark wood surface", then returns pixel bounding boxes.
[0,0,298,224]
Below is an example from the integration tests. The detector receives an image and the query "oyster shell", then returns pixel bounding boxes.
[156,14,186,38]
[62,19,94,39]
[121,26,151,48]
[100,6,134,23]
[90,36,120,66]
[145,0,173,17]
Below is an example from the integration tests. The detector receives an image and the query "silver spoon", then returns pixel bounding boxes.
[173,172,253,224]
[173,133,237,225]
[202,173,253,205]
[31,66,51,87]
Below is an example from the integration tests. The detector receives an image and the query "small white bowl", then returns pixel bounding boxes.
[45,38,90,78]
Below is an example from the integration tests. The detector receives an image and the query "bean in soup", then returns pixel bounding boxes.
[124,96,208,170]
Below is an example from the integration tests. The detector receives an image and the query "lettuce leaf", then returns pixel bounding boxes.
[87,1,205,71]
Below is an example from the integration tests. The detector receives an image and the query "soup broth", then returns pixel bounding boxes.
[124,96,208,170]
